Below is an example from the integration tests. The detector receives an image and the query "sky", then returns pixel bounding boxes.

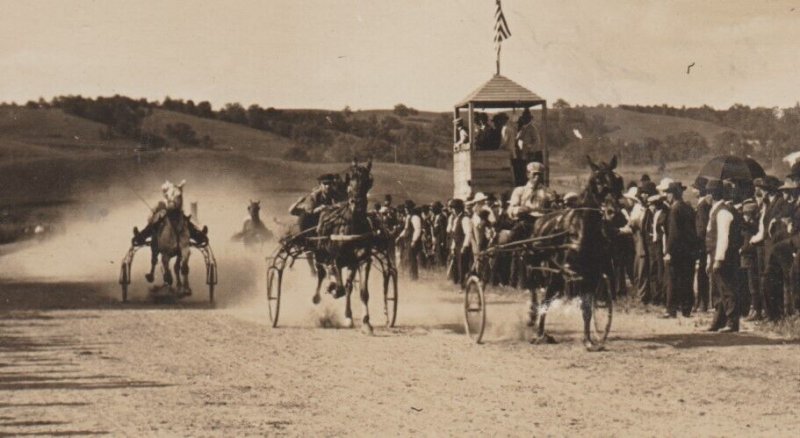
[1,0,799,111]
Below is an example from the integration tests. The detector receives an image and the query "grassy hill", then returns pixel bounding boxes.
[143,109,296,158]
[582,106,728,144]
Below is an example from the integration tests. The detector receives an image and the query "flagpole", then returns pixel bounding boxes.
[496,44,501,76]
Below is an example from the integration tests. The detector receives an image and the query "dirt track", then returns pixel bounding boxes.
[2,273,800,437]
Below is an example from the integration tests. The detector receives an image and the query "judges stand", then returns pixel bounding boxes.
[453,75,548,200]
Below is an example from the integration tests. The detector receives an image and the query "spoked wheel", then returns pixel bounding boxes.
[267,266,282,328]
[383,271,398,327]
[591,274,613,345]
[463,275,486,344]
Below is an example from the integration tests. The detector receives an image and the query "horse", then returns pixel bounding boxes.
[528,155,624,351]
[313,158,381,334]
[231,200,273,248]
[145,180,193,296]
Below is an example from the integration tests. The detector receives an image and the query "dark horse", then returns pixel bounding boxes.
[314,158,383,334]
[231,200,273,248]
[529,155,624,351]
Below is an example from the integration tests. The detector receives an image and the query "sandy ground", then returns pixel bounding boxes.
[2,267,800,437]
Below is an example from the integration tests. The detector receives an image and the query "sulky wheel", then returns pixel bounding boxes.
[463,275,486,344]
[266,266,282,328]
[591,274,613,345]
[382,270,398,327]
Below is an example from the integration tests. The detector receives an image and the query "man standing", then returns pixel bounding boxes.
[511,109,540,186]
[707,180,743,332]
[662,182,697,318]
[692,177,712,312]
[647,191,669,306]
[630,181,656,304]
[750,176,791,320]
[396,200,422,280]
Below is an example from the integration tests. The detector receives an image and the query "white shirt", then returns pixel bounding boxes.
[708,200,734,262]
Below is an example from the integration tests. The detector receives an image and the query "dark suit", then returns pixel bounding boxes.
[666,200,697,316]
[694,196,712,311]
[648,205,668,305]
[762,195,793,319]
[633,207,653,303]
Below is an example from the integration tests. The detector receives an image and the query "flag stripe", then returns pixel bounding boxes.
[494,0,511,43]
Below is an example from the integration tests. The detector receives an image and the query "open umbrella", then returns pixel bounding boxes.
[698,155,765,182]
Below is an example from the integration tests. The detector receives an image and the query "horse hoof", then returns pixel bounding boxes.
[531,334,557,345]
[312,294,321,305]
[584,341,605,352]
[145,273,154,283]
[361,323,374,335]
[345,318,354,328]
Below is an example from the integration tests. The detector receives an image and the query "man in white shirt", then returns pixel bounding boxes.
[705,179,742,332]
[396,200,422,280]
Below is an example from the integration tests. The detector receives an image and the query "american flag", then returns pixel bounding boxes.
[494,0,511,47]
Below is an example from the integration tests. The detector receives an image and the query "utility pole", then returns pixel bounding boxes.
[393,144,398,164]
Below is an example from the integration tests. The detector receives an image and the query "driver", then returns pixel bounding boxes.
[132,180,208,247]
[288,173,339,233]
[507,161,557,223]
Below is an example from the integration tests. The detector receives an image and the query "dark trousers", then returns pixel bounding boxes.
[511,159,527,187]
[634,255,650,303]
[667,255,694,315]
[763,239,794,319]
[408,241,420,280]
[695,254,709,312]
[647,243,664,304]
[711,261,740,330]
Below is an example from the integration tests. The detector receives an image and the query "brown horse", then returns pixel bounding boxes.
[529,155,624,350]
[232,200,273,248]
[314,158,378,334]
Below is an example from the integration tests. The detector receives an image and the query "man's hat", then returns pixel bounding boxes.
[742,200,759,215]
[623,186,639,200]
[664,181,687,195]
[754,176,781,192]
[640,174,651,183]
[639,181,657,196]
[779,178,799,191]
[656,177,674,192]
[691,176,708,191]
[706,178,723,193]
[431,201,443,211]
[404,200,416,211]
[466,192,489,205]
[449,198,465,210]
[526,161,545,174]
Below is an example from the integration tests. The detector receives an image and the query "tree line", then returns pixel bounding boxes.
[9,95,790,169]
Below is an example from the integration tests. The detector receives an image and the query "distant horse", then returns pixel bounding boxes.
[314,158,384,334]
[231,200,273,248]
[529,155,624,351]
[146,180,193,296]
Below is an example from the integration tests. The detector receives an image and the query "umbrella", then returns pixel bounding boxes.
[698,155,765,182]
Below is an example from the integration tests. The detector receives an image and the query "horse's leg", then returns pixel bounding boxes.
[145,243,157,283]
[532,277,559,345]
[312,264,325,305]
[360,261,373,335]
[161,254,173,286]
[181,250,192,296]
[582,276,602,352]
[340,264,354,328]
[173,254,182,291]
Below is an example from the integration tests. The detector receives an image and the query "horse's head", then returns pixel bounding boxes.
[248,200,261,219]
[585,156,624,221]
[345,158,374,209]
[161,180,185,212]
